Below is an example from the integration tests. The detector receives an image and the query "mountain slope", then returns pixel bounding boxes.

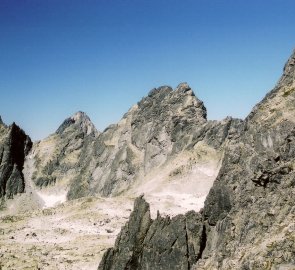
[28,111,99,208]
[67,83,241,216]
[98,50,295,270]
[200,49,295,269]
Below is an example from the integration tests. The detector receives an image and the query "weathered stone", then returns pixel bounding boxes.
[99,49,295,270]
[98,197,205,270]
[0,120,32,199]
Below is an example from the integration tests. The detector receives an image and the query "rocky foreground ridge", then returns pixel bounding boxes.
[98,51,295,269]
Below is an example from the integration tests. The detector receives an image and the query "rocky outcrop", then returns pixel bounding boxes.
[98,196,205,270]
[31,111,98,192]
[0,120,32,199]
[98,50,295,269]
[56,111,97,135]
[68,83,240,200]
[199,49,295,270]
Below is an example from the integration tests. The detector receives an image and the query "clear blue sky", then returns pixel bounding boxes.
[0,0,294,140]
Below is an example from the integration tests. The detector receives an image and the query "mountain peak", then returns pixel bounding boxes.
[175,82,191,93]
[0,116,3,125]
[132,82,207,131]
[70,111,89,122]
[277,48,295,87]
[147,86,173,97]
[56,111,98,135]
[247,48,295,124]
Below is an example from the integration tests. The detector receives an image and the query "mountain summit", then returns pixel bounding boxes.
[99,49,295,270]
[56,111,98,136]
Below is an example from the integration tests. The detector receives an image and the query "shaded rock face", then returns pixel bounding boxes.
[0,121,32,199]
[98,50,295,270]
[98,196,205,270]
[200,49,295,269]
[68,83,240,199]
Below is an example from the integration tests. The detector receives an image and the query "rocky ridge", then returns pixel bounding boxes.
[0,120,32,201]
[0,49,294,270]
[24,111,99,208]
[99,196,205,270]
[67,83,241,217]
[98,51,295,269]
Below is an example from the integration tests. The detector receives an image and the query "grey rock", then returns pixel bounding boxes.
[31,111,99,190]
[199,49,295,269]
[56,111,97,136]
[0,120,32,199]
[68,84,238,199]
[99,49,295,269]
[98,196,205,270]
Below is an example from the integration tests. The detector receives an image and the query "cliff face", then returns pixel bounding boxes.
[200,49,295,269]
[98,196,205,270]
[68,83,241,202]
[28,111,98,206]
[0,121,32,199]
[98,50,295,270]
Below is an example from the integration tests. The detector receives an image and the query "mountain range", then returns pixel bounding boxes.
[0,49,294,270]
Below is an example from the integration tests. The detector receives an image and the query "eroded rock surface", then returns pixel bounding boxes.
[98,50,295,270]
[199,49,295,270]
[27,111,99,207]
[67,83,240,217]
[0,120,32,200]
[98,196,205,270]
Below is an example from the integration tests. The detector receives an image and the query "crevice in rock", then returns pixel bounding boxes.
[185,223,191,269]
[196,224,207,261]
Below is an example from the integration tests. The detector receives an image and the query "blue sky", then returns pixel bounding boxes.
[0,0,294,140]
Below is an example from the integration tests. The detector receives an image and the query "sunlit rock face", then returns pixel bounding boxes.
[98,50,295,270]
[25,111,99,208]
[66,82,241,218]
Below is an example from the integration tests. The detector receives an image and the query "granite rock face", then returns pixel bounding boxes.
[31,111,98,192]
[98,196,205,270]
[98,50,295,269]
[68,83,240,199]
[199,49,295,270]
[0,121,32,199]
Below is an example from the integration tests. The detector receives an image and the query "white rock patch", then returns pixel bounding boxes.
[36,191,68,208]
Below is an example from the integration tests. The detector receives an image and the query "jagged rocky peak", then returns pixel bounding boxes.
[130,82,208,146]
[142,82,207,122]
[0,115,3,126]
[56,111,98,136]
[248,50,295,124]
[31,110,99,193]
[98,49,295,270]
[278,48,295,87]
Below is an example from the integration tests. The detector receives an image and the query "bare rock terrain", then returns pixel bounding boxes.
[1,50,295,270]
[98,50,295,269]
